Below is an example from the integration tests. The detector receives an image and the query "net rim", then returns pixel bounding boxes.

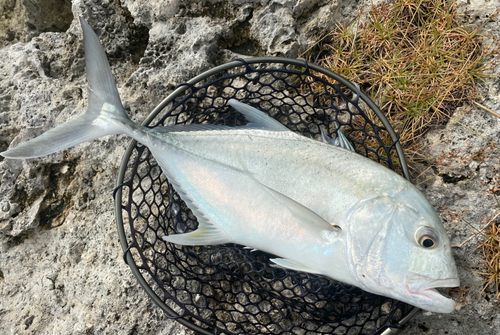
[114,57,414,335]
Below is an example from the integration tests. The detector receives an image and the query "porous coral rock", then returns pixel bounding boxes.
[0,0,499,334]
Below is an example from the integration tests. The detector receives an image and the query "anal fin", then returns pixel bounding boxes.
[271,258,321,275]
[162,217,231,245]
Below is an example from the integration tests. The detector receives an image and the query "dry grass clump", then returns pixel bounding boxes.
[445,174,500,298]
[303,0,496,151]
[475,178,500,298]
[477,221,500,298]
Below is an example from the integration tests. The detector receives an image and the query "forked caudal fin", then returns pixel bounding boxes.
[0,17,130,159]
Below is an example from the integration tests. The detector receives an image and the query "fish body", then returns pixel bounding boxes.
[147,127,459,313]
[0,18,459,313]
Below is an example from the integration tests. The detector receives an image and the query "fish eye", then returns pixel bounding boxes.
[415,227,439,249]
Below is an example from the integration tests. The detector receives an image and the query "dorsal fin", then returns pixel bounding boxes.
[228,99,290,131]
[320,126,355,152]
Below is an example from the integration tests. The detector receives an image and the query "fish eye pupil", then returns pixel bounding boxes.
[415,227,438,249]
[422,237,434,248]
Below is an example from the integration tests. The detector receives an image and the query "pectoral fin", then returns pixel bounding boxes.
[271,258,321,275]
[236,153,341,230]
[263,182,341,230]
[258,176,341,230]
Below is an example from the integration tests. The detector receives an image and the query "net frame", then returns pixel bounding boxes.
[114,57,417,335]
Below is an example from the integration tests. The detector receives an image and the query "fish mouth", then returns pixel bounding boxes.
[405,273,460,313]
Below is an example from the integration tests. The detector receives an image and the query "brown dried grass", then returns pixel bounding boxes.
[303,0,497,153]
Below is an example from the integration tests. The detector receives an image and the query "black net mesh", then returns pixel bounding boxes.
[115,58,415,335]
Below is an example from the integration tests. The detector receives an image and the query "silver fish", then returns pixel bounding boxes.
[0,18,459,313]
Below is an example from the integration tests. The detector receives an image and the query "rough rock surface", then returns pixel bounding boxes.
[0,0,499,334]
[0,0,73,48]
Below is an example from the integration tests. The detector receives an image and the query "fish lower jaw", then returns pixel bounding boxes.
[410,287,457,313]
[405,276,460,313]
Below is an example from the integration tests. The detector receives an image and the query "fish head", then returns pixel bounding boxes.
[345,185,459,313]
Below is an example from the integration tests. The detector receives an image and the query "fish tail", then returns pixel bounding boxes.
[0,17,131,159]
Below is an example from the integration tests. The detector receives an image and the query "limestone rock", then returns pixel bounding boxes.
[0,0,73,48]
[0,0,499,334]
